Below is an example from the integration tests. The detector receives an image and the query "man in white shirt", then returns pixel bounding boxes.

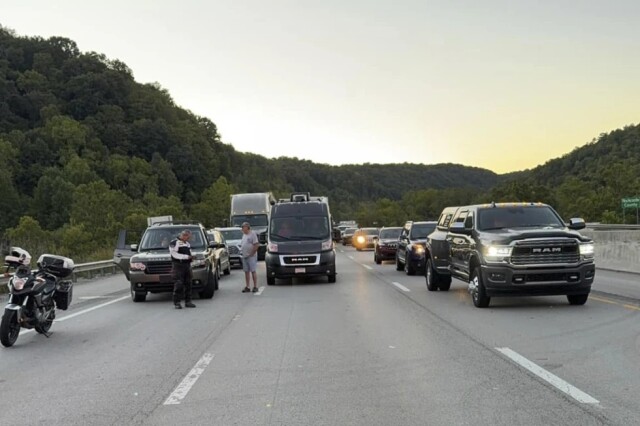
[240,222,260,293]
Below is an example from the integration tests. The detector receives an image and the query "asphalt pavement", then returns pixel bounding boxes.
[0,249,638,425]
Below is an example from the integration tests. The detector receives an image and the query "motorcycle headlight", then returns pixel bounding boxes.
[322,240,333,250]
[579,242,595,259]
[484,245,512,263]
[12,277,26,290]
[130,262,146,271]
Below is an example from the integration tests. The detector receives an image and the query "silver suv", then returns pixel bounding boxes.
[114,222,219,302]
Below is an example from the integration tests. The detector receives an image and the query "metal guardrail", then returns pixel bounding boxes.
[1,260,118,287]
[586,224,640,230]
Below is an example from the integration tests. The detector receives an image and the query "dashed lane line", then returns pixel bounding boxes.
[254,286,265,296]
[496,347,599,404]
[391,282,411,292]
[163,353,215,405]
[363,265,373,270]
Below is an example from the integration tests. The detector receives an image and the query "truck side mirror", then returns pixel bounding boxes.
[450,222,472,235]
[568,218,586,230]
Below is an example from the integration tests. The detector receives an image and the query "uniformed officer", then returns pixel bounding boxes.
[169,229,196,309]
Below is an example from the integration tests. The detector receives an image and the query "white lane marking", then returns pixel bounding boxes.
[164,353,215,405]
[339,250,344,253]
[392,282,411,292]
[55,296,130,322]
[389,346,396,349]
[232,315,241,321]
[79,296,113,300]
[363,265,373,270]
[348,256,354,260]
[254,286,265,296]
[19,295,129,335]
[496,347,599,404]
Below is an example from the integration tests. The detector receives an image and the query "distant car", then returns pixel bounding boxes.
[216,227,244,268]
[396,221,437,275]
[206,229,232,278]
[353,228,379,251]
[341,228,358,246]
[374,227,403,264]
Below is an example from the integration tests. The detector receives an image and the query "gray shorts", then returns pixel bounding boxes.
[242,256,258,272]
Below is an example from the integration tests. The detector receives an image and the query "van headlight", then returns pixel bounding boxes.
[484,245,512,263]
[268,242,278,253]
[579,242,595,259]
[322,240,333,250]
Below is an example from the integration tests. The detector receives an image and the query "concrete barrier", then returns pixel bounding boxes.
[582,228,640,274]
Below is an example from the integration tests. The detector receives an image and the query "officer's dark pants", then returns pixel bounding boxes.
[172,262,193,304]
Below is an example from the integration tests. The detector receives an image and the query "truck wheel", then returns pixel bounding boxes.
[425,258,440,291]
[328,274,336,283]
[131,286,147,302]
[567,294,589,305]
[404,257,416,275]
[0,310,20,347]
[395,253,403,271]
[438,278,452,291]
[200,271,216,299]
[267,276,276,286]
[470,268,490,308]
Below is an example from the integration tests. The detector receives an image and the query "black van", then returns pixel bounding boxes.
[265,193,336,285]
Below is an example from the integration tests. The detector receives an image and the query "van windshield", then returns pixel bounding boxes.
[270,216,330,242]
[231,215,268,227]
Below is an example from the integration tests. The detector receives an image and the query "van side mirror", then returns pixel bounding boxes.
[568,218,586,230]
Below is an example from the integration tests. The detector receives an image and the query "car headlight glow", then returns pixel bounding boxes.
[130,262,146,271]
[579,242,595,258]
[356,235,366,244]
[414,245,425,254]
[484,245,512,262]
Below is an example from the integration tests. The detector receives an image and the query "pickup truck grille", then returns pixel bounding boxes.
[145,261,173,275]
[511,240,579,265]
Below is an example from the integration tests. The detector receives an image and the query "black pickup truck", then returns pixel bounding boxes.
[424,203,596,308]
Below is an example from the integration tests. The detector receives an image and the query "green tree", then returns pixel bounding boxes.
[190,176,235,228]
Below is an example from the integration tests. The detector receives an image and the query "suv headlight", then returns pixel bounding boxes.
[484,245,512,263]
[130,262,146,271]
[191,258,206,268]
[322,240,333,250]
[579,242,595,259]
[413,245,425,254]
[356,235,366,245]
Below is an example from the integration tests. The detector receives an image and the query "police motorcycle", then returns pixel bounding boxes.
[1,247,74,347]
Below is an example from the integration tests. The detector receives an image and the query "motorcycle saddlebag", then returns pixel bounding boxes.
[54,281,73,310]
[38,254,75,278]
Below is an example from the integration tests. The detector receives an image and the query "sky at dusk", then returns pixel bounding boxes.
[2,0,639,173]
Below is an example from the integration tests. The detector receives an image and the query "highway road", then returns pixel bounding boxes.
[0,248,638,425]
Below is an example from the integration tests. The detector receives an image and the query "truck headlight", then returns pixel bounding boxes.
[484,245,512,263]
[579,242,595,259]
[322,240,333,250]
[130,262,146,271]
[268,242,278,253]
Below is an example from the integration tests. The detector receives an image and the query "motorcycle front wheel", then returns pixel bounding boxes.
[1,310,20,347]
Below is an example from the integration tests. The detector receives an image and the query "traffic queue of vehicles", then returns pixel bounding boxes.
[344,202,596,308]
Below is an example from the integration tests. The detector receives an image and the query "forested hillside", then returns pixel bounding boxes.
[0,26,498,260]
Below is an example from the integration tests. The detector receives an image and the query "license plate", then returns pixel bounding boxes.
[295,267,306,274]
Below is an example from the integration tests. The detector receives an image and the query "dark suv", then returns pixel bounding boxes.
[395,221,437,275]
[425,203,595,307]
[114,222,219,302]
[374,227,402,264]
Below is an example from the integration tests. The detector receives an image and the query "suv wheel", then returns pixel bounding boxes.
[567,294,589,305]
[224,262,231,275]
[395,253,404,271]
[425,258,439,291]
[374,253,381,265]
[470,267,490,308]
[131,286,147,303]
[404,255,416,275]
[200,270,216,299]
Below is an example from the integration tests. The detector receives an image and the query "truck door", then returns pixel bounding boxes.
[447,210,468,278]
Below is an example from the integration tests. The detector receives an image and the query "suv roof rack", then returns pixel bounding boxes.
[150,220,202,227]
